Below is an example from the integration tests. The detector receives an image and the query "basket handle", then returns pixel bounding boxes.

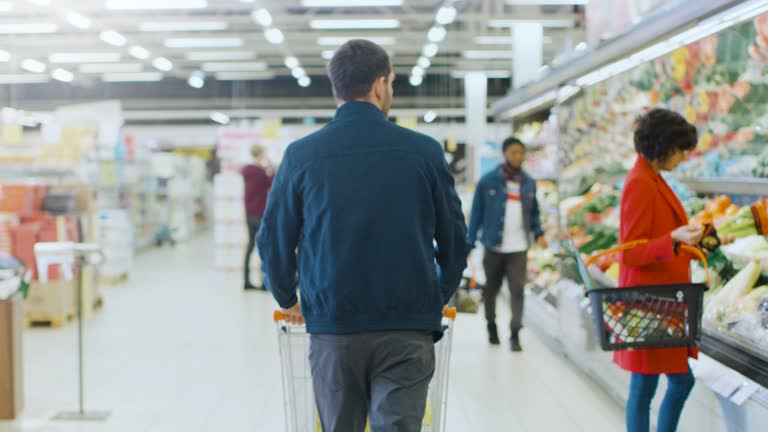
[584,239,710,286]
[273,307,458,322]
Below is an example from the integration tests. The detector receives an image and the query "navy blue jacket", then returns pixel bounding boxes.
[258,102,469,336]
[467,165,544,250]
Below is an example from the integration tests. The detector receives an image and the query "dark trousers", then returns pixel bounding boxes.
[626,367,695,432]
[483,250,527,332]
[243,216,261,287]
[309,331,435,432]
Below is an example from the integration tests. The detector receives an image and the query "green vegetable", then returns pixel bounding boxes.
[705,260,762,323]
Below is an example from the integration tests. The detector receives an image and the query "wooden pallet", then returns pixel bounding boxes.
[26,313,75,328]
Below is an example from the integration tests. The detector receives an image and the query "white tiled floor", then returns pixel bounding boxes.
[1,233,625,432]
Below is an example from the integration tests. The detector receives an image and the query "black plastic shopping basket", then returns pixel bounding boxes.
[580,239,709,351]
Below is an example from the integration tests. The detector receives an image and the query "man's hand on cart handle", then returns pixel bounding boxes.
[279,303,304,325]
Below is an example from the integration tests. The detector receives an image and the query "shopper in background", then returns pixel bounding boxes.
[620,109,701,432]
[467,137,546,352]
[258,40,468,432]
[241,144,273,291]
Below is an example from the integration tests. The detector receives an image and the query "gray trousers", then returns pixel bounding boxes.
[483,250,528,332]
[309,331,435,432]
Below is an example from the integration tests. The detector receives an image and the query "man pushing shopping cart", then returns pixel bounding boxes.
[257,39,470,432]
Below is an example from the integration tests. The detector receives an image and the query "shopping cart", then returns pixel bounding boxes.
[273,307,458,432]
[575,239,709,351]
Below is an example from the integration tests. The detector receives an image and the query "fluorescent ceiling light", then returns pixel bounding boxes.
[463,50,516,59]
[0,74,48,84]
[505,0,588,4]
[412,66,424,77]
[252,8,273,27]
[417,56,430,68]
[451,70,511,79]
[310,19,400,30]
[129,46,150,60]
[284,56,299,69]
[214,72,275,81]
[100,30,127,47]
[291,67,306,79]
[488,19,573,28]
[475,36,514,45]
[302,0,403,6]
[21,59,46,73]
[264,28,285,44]
[298,76,311,87]
[64,12,92,29]
[0,23,58,34]
[0,2,12,12]
[102,72,163,82]
[165,38,243,48]
[435,6,457,25]
[152,57,173,71]
[186,51,254,61]
[139,21,228,32]
[321,50,336,60]
[423,111,437,123]
[49,52,121,63]
[409,75,423,86]
[0,50,11,62]
[427,26,447,43]
[51,68,74,83]
[422,43,438,58]
[474,35,554,45]
[79,63,144,73]
[106,0,208,10]
[201,62,268,72]
[317,36,395,46]
[187,71,205,89]
[210,111,230,125]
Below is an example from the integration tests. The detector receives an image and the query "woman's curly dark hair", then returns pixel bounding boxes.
[633,108,698,163]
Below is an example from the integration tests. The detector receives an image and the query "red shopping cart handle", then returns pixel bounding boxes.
[272,307,458,322]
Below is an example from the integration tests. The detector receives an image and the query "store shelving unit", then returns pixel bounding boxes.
[681,178,768,196]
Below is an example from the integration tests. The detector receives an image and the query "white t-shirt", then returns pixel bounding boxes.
[496,181,528,253]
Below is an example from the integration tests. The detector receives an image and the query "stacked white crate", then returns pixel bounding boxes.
[95,209,134,277]
[213,173,258,279]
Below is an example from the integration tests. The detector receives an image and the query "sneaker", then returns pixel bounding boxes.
[510,330,523,352]
[487,323,500,345]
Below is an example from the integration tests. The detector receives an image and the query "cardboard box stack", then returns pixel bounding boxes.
[213,173,257,278]
[95,209,134,279]
[0,182,98,325]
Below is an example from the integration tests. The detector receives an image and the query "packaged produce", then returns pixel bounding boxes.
[724,286,768,324]
[759,298,768,329]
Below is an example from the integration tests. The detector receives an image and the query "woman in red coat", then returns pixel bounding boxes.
[619,109,703,432]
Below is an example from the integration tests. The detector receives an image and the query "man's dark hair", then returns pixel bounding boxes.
[328,39,392,102]
[634,108,698,163]
[502,137,525,153]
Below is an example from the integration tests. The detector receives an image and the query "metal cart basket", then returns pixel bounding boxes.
[273,308,458,432]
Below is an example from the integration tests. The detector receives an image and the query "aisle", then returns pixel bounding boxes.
[2,234,624,432]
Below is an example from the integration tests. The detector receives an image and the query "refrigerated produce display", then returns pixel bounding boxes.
[541,9,768,399]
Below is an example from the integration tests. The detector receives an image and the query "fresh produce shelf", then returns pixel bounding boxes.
[681,178,768,196]
[701,330,768,390]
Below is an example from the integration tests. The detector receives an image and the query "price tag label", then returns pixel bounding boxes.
[730,382,761,406]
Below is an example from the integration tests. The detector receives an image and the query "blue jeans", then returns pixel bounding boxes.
[626,367,695,432]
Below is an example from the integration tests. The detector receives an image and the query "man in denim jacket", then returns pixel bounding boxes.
[467,137,546,352]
